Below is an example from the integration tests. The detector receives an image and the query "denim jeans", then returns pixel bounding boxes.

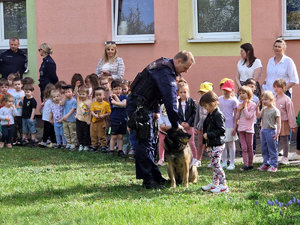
[54,122,66,145]
[261,128,278,167]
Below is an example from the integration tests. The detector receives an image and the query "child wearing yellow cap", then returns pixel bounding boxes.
[194,81,213,167]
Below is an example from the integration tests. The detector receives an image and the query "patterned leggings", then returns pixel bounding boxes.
[210,144,226,186]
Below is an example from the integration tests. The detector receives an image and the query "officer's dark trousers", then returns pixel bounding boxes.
[134,113,163,181]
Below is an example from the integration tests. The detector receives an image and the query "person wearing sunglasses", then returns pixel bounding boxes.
[38,43,59,101]
[96,41,125,80]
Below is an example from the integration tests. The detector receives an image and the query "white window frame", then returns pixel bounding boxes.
[111,0,155,44]
[190,0,240,43]
[282,0,300,40]
[0,2,27,49]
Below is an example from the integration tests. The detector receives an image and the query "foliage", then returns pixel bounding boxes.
[0,147,299,224]
[197,0,239,33]
[3,1,27,39]
[120,7,154,35]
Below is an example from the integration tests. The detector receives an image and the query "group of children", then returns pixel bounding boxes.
[0,72,299,191]
[0,73,132,157]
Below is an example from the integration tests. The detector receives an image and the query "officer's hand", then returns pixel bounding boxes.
[178,124,184,131]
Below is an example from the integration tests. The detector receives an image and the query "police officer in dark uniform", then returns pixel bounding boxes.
[0,37,27,79]
[126,51,195,189]
[38,43,58,101]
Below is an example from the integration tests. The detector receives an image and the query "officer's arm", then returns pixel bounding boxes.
[47,62,59,84]
[155,69,179,128]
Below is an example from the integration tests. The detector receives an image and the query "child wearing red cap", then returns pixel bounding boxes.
[218,79,239,170]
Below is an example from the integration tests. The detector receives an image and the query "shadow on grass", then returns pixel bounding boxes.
[0,182,192,207]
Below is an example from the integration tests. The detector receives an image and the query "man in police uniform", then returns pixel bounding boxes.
[0,37,27,79]
[126,50,195,189]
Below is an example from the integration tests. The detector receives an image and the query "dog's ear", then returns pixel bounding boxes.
[179,132,191,144]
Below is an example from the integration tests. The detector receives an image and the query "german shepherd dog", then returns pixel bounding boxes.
[164,128,198,188]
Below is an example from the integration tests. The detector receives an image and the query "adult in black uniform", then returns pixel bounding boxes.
[38,43,58,101]
[126,51,195,189]
[0,37,27,79]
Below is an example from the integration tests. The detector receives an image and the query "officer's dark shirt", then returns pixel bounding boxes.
[0,49,27,78]
[146,59,180,128]
[39,55,58,89]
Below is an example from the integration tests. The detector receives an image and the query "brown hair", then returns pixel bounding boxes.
[239,86,253,100]
[174,50,195,63]
[244,78,256,86]
[240,43,257,68]
[200,91,219,107]
[43,83,55,99]
[273,78,287,92]
[78,85,89,95]
[0,78,9,87]
[1,94,13,104]
[23,84,34,92]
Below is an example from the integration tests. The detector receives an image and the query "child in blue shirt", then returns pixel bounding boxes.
[61,85,77,150]
[109,80,127,156]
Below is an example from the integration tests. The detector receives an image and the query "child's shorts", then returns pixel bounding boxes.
[22,118,37,134]
[110,121,127,135]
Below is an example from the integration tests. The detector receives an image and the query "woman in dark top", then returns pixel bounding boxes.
[38,43,58,101]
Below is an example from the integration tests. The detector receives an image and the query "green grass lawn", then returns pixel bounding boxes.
[0,147,299,225]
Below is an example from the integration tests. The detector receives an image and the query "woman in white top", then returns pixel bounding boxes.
[263,38,299,98]
[96,41,125,80]
[236,43,262,97]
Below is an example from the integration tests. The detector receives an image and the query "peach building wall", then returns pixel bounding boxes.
[35,0,300,111]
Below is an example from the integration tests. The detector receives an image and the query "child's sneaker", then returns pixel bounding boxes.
[90,146,98,152]
[83,146,89,151]
[201,183,217,191]
[288,152,300,161]
[195,160,202,167]
[279,156,289,165]
[157,159,164,166]
[267,166,278,172]
[0,142,4,148]
[227,164,235,170]
[258,164,269,171]
[118,150,125,157]
[78,145,83,152]
[207,162,212,168]
[221,162,227,168]
[65,144,71,149]
[210,184,229,193]
[100,146,108,153]
[39,141,47,148]
[69,145,76,151]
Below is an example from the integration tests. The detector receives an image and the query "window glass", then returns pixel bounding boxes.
[197,0,239,33]
[3,1,27,39]
[117,0,154,35]
[286,0,300,30]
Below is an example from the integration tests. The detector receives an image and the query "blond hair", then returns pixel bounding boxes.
[39,43,53,55]
[239,86,253,100]
[101,43,118,65]
[262,91,275,106]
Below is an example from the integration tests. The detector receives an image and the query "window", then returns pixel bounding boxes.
[112,0,155,44]
[0,0,27,49]
[282,0,300,39]
[191,0,240,42]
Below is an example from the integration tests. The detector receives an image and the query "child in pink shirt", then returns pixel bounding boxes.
[273,79,297,165]
[235,86,256,171]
